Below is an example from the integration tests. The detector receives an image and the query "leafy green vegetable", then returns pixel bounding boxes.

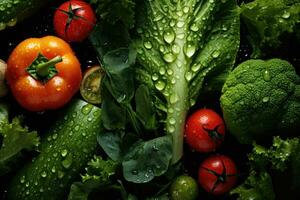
[240,0,300,57]
[0,116,40,175]
[221,59,300,144]
[90,22,173,184]
[135,0,240,163]
[122,136,172,183]
[231,136,300,199]
[68,156,118,200]
[231,171,275,200]
[89,0,136,29]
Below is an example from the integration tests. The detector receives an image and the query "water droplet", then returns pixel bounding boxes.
[212,51,220,58]
[170,94,179,104]
[190,99,196,106]
[39,188,44,193]
[61,149,68,157]
[168,126,175,133]
[282,12,290,19]
[169,118,176,125]
[144,41,153,49]
[184,43,196,58]
[74,125,80,131]
[132,170,138,175]
[81,104,93,115]
[163,53,176,63]
[172,44,180,54]
[209,0,215,3]
[263,70,271,81]
[164,30,175,44]
[52,133,58,140]
[262,97,270,103]
[190,24,199,32]
[167,69,173,75]
[159,45,165,53]
[62,156,73,169]
[155,81,166,91]
[185,72,193,81]
[169,20,176,27]
[183,6,189,13]
[176,11,183,17]
[25,182,30,187]
[191,64,201,72]
[152,73,159,81]
[159,67,166,75]
[41,171,47,178]
[177,21,185,28]
[58,171,64,179]
[20,176,25,184]
[50,166,56,173]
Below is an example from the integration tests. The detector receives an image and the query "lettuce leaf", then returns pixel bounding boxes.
[0,116,40,175]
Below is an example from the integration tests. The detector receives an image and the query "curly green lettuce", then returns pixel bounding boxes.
[0,116,40,175]
[240,0,300,57]
[231,136,300,199]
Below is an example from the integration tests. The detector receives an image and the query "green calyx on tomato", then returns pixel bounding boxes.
[26,53,62,83]
[203,124,224,142]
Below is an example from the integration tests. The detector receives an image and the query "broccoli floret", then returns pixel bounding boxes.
[220,59,300,144]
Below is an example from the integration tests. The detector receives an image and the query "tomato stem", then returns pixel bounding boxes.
[36,56,62,77]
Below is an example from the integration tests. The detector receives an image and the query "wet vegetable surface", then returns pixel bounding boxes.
[0,0,299,199]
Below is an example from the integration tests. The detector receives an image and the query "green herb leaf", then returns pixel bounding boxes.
[122,136,172,183]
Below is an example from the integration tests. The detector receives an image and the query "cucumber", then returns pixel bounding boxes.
[7,99,101,200]
[0,0,52,31]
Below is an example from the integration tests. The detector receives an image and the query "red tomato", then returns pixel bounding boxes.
[198,155,237,195]
[185,109,225,152]
[53,0,96,42]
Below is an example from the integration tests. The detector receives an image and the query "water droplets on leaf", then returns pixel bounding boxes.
[159,67,166,75]
[212,51,220,58]
[183,6,190,13]
[170,94,179,104]
[184,43,196,58]
[62,156,73,169]
[263,70,271,81]
[164,30,175,44]
[144,41,153,49]
[262,97,270,103]
[155,81,166,91]
[176,21,185,28]
[61,149,68,157]
[190,24,199,32]
[41,171,47,178]
[185,72,193,81]
[172,44,180,54]
[163,53,177,63]
[152,73,159,81]
[282,11,290,19]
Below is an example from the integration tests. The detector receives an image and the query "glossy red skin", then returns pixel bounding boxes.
[54,0,96,42]
[198,155,237,195]
[185,109,225,152]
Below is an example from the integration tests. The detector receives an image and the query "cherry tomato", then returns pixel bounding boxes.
[53,0,96,42]
[198,155,237,195]
[185,108,225,152]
